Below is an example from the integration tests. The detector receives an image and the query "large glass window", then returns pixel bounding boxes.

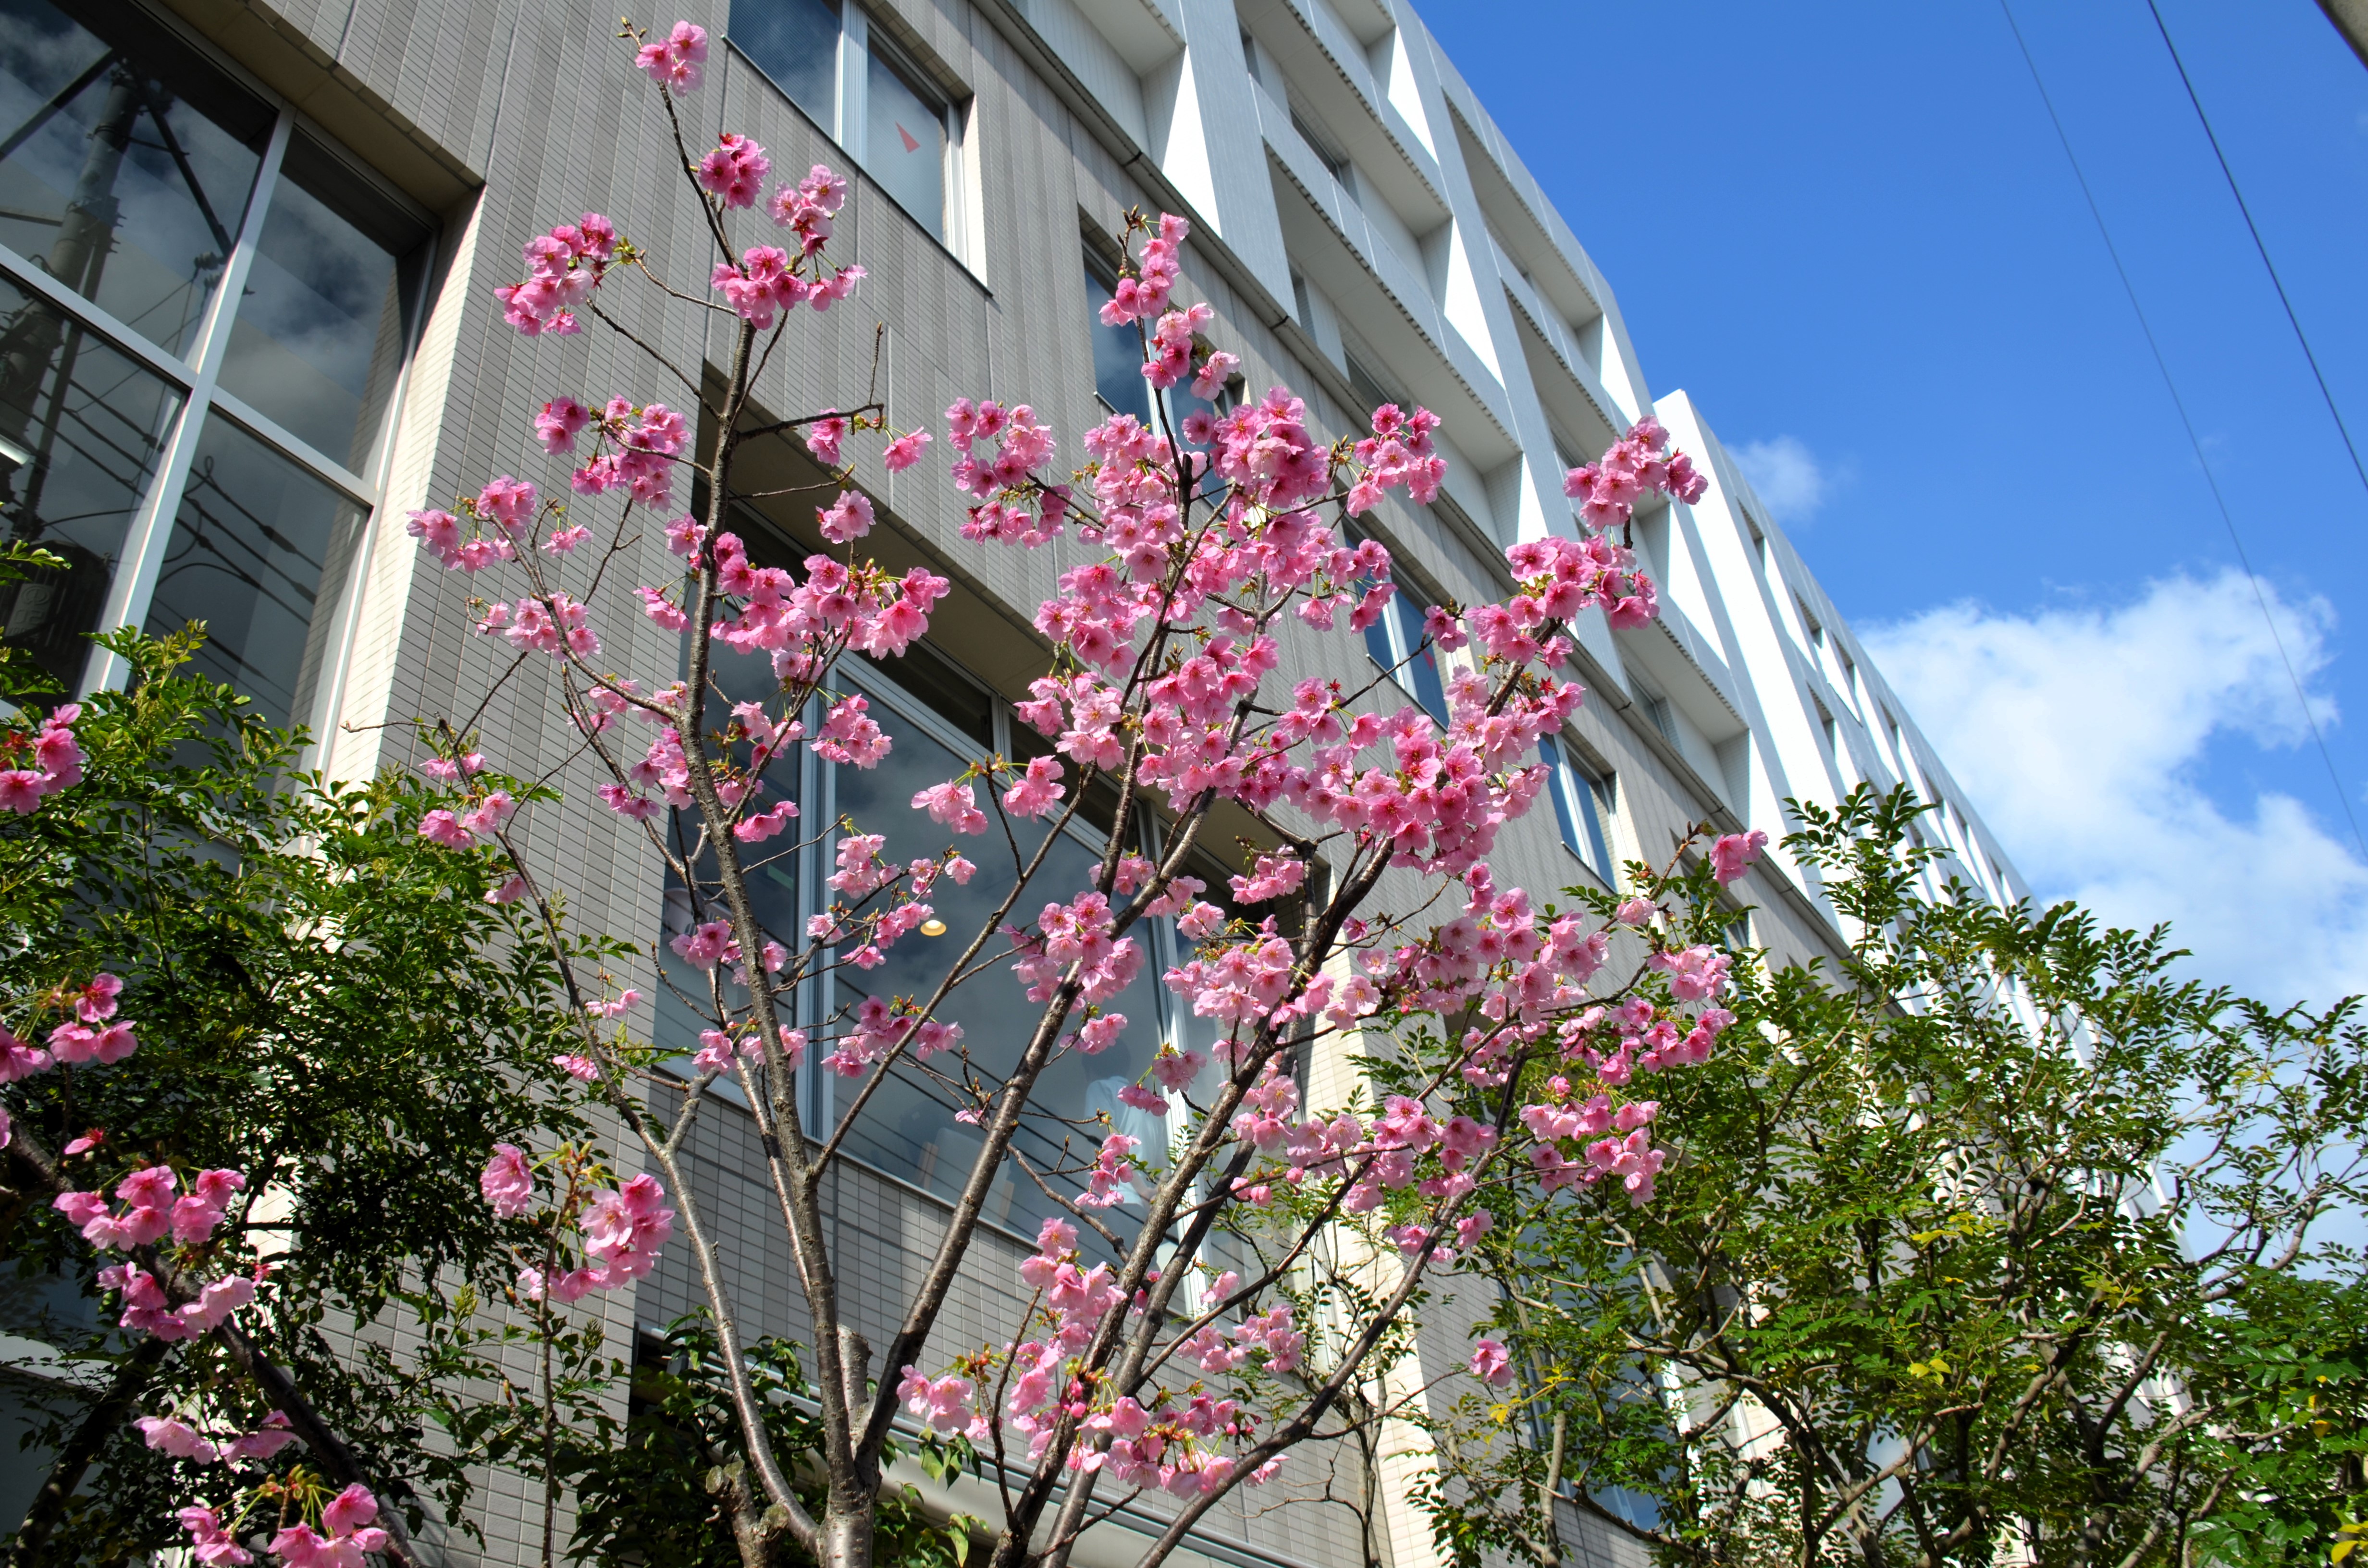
[728,2,960,248]
[733,0,841,126]
[650,556,1207,1241]
[864,43,944,238]
[144,417,366,731]
[1083,258,1236,478]
[216,133,429,472]
[0,0,271,358]
[1362,572,1447,725]
[1086,260,1150,424]
[0,276,182,692]
[0,0,429,709]
[1542,735,1615,888]
[826,679,1168,1230]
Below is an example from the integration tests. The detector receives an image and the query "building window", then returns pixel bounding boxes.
[1085,254,1151,424]
[1796,593,1824,649]
[0,0,432,715]
[1290,105,1354,198]
[864,37,946,236]
[1541,735,1614,887]
[1084,256,1235,458]
[733,1,962,246]
[653,528,1220,1241]
[733,0,841,125]
[1342,349,1400,419]
[1359,568,1446,725]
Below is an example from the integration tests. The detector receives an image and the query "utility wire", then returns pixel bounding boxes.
[1997,0,2368,859]
[2145,0,2368,505]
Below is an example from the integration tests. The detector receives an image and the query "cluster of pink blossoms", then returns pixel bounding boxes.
[481,1145,676,1304]
[948,399,1067,543]
[1563,414,1708,528]
[635,19,708,90]
[174,1483,390,1568]
[641,30,876,330]
[105,1262,257,1341]
[493,212,618,336]
[0,700,82,813]
[711,162,862,326]
[44,1154,259,1339]
[137,1408,295,1469]
[897,1219,1290,1497]
[56,1165,244,1250]
[1098,213,1185,326]
[0,972,139,1153]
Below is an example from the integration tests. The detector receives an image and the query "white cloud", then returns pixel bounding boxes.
[1862,571,2368,1007]
[1730,435,1832,520]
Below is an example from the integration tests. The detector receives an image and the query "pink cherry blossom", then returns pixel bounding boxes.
[818,490,874,543]
[179,1506,253,1566]
[696,133,769,208]
[137,1413,218,1463]
[1469,1337,1514,1387]
[271,1485,389,1568]
[1709,829,1767,883]
[481,1144,534,1217]
[635,20,708,91]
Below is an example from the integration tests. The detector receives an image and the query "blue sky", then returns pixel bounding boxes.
[1425,0,2368,1004]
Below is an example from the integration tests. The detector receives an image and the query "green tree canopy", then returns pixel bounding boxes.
[1424,786,2368,1568]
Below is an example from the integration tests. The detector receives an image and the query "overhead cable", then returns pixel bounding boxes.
[1998,0,2368,859]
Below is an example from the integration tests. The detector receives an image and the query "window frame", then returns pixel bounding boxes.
[0,2,436,741]
[1541,733,1616,888]
[728,2,972,262]
[650,613,1226,1215]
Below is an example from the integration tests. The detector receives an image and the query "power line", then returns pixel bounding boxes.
[1997,0,2368,860]
[2142,0,2368,506]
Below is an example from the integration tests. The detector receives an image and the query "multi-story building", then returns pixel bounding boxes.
[0,0,2025,1563]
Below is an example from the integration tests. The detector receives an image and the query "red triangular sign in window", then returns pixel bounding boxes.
[897,122,921,153]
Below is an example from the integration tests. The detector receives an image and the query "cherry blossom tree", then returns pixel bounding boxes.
[45,19,1777,1568]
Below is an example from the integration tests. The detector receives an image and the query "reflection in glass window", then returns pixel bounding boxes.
[732,0,841,128]
[0,279,180,690]
[1085,263,1150,423]
[217,134,427,472]
[864,44,944,239]
[654,625,805,1074]
[828,683,1166,1236]
[1542,736,1614,887]
[144,416,364,732]
[1363,573,1446,725]
[0,0,270,358]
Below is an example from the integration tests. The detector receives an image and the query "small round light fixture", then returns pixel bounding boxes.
[920,919,948,937]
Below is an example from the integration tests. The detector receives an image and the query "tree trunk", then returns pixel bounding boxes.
[820,1500,877,1568]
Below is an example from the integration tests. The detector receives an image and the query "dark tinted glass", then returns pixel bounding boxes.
[217,134,427,472]
[145,415,363,732]
[1086,265,1149,422]
[829,688,1166,1237]
[653,637,805,1074]
[0,0,270,357]
[733,0,840,125]
[0,276,180,690]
